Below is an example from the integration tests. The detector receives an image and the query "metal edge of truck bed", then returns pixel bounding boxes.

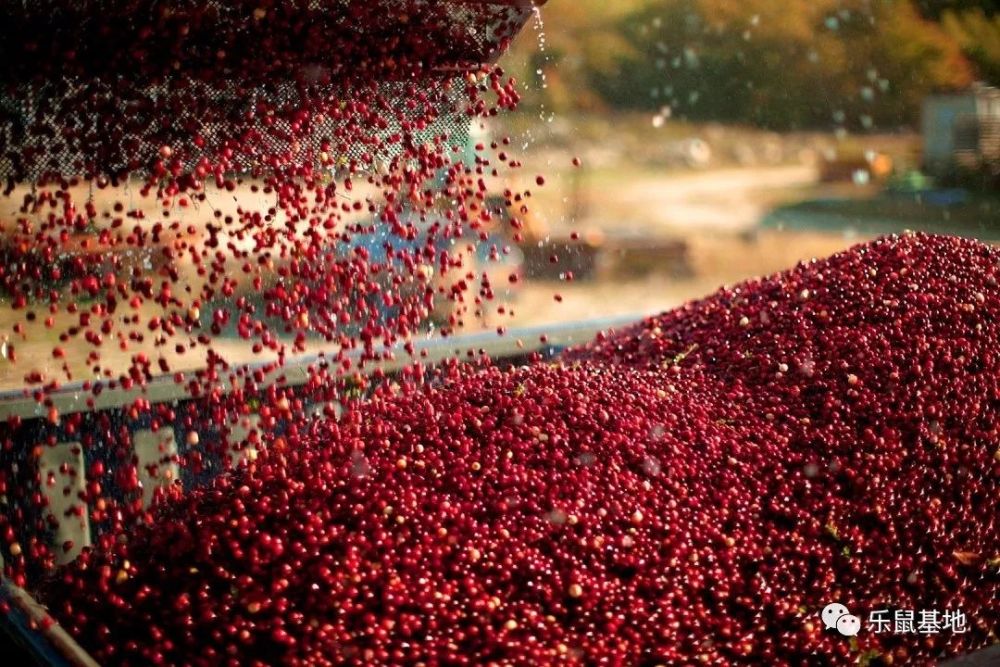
[0,315,642,421]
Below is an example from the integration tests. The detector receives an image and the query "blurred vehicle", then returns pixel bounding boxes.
[819,150,893,183]
[481,193,604,281]
[341,216,524,332]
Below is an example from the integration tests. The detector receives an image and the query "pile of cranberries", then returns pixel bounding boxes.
[35,234,998,664]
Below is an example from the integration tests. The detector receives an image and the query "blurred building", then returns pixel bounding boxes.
[922,84,1000,177]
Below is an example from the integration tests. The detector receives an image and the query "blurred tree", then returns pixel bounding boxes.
[597,0,850,128]
[503,0,645,113]
[506,0,973,130]
[915,0,1000,19]
[834,0,973,127]
[942,9,1000,83]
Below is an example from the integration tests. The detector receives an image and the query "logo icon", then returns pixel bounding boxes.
[822,603,861,636]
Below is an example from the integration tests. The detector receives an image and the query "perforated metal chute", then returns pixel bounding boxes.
[0,0,541,183]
